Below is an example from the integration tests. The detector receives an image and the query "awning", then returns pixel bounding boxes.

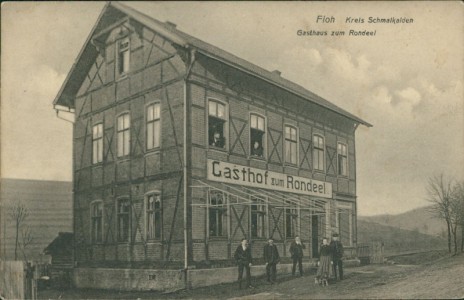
[191,180,329,214]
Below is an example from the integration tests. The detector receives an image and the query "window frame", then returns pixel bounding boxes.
[92,123,104,164]
[284,124,298,166]
[90,200,104,244]
[117,112,131,158]
[116,198,131,243]
[208,190,228,238]
[250,196,267,239]
[145,192,162,241]
[337,142,348,177]
[146,102,161,151]
[285,201,298,239]
[249,113,267,159]
[312,134,325,172]
[207,98,228,151]
[117,37,130,77]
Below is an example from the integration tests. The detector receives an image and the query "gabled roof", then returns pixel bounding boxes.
[44,232,73,255]
[54,1,372,127]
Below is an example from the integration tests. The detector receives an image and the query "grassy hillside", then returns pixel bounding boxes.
[0,178,73,261]
[359,206,447,237]
[357,219,447,256]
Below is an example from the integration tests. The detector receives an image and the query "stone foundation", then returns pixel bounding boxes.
[73,259,360,291]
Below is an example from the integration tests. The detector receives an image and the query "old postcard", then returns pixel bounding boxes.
[1,1,463,299]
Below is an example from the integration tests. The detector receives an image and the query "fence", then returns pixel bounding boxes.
[0,261,50,299]
[1,261,25,299]
[356,241,385,265]
[370,241,385,263]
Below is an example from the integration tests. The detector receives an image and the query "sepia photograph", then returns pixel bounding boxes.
[1,1,463,299]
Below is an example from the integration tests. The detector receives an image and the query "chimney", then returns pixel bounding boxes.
[165,21,177,29]
[272,70,282,76]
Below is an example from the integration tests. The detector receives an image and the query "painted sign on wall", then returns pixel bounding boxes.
[207,159,332,198]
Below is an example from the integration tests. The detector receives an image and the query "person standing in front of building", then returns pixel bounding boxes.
[263,238,280,284]
[315,237,332,286]
[330,233,344,280]
[290,236,305,276]
[234,238,253,289]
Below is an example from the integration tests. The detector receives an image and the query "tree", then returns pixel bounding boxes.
[426,174,453,253]
[449,193,460,254]
[8,203,29,260]
[450,181,464,253]
[20,226,33,261]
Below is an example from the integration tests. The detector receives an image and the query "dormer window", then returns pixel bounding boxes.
[118,38,130,76]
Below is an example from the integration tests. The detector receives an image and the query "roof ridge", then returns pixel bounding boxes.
[110,2,371,127]
[54,1,372,127]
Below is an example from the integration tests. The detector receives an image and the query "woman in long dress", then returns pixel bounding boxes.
[315,237,332,285]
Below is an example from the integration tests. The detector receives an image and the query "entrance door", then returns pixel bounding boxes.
[311,215,319,258]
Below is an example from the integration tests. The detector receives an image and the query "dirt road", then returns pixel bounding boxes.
[229,252,464,299]
[39,251,464,299]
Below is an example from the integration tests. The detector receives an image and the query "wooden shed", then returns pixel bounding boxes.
[43,232,73,287]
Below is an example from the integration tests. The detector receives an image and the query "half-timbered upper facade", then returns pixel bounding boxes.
[54,2,371,269]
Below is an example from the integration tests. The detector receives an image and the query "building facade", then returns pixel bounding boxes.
[54,2,371,275]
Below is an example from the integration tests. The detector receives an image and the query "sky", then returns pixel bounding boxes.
[1,1,463,216]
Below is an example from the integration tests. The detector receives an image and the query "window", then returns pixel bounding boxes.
[209,191,227,237]
[146,103,161,150]
[118,38,130,75]
[313,135,325,171]
[285,202,298,238]
[146,194,162,239]
[92,124,103,164]
[285,125,298,165]
[117,113,130,157]
[251,197,266,238]
[338,143,348,176]
[208,100,226,149]
[117,199,130,242]
[250,114,265,158]
[91,201,103,243]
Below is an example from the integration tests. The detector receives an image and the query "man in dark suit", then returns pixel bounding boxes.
[211,131,225,148]
[234,238,253,289]
[330,233,344,280]
[289,236,305,276]
[263,238,280,283]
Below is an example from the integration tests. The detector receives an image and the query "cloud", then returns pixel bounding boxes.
[29,65,66,99]
[4,64,66,114]
[372,86,392,106]
[306,48,323,66]
[394,87,422,107]
[322,48,371,83]
[283,47,323,68]
[2,64,69,181]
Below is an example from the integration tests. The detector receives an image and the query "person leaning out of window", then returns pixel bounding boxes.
[210,130,225,148]
[251,141,263,157]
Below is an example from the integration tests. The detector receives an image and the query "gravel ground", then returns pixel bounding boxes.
[38,250,464,299]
